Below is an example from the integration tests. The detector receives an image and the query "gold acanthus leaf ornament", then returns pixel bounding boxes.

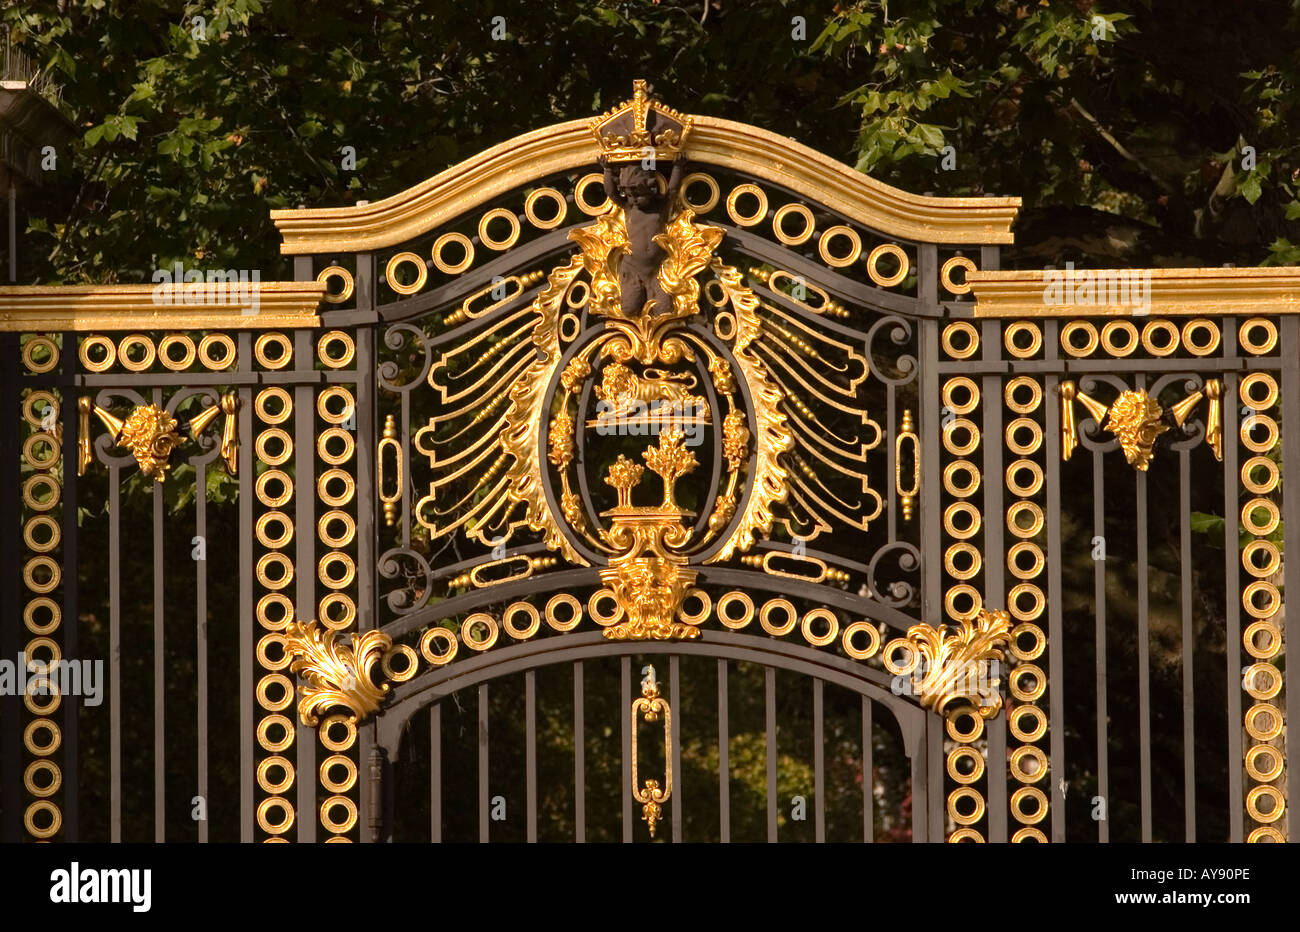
[891,608,1012,719]
[284,621,393,726]
[1105,389,1168,471]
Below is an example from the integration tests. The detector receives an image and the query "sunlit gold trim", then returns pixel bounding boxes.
[316,265,354,304]
[818,225,861,268]
[726,183,768,227]
[0,282,323,330]
[386,251,428,294]
[941,321,979,360]
[524,186,568,229]
[772,202,815,245]
[940,256,977,295]
[679,172,720,213]
[866,243,909,287]
[1239,317,1278,354]
[478,207,521,251]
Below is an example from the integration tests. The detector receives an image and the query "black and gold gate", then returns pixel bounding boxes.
[1,82,1294,843]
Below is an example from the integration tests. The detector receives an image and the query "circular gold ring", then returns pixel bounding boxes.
[255,633,291,672]
[942,376,980,415]
[679,173,720,213]
[320,755,359,794]
[1010,704,1048,742]
[255,593,294,632]
[317,510,355,548]
[759,598,797,637]
[944,542,982,581]
[1241,413,1278,453]
[1181,318,1220,356]
[800,608,839,647]
[1004,377,1043,414]
[942,417,980,456]
[1245,744,1284,782]
[317,330,356,369]
[713,311,736,341]
[1012,826,1047,842]
[817,225,862,268]
[118,333,156,372]
[23,718,61,755]
[574,173,611,215]
[1009,745,1048,784]
[1006,459,1044,497]
[318,593,356,631]
[940,256,976,296]
[22,432,60,470]
[255,469,294,508]
[1008,541,1045,580]
[1243,662,1282,700]
[24,759,62,798]
[882,638,918,676]
[1242,497,1279,536]
[381,644,419,683]
[256,553,294,592]
[22,336,59,373]
[1060,321,1099,357]
[841,621,880,660]
[1248,826,1285,843]
[717,591,754,630]
[941,321,979,360]
[1010,663,1047,702]
[1011,786,1048,825]
[257,756,295,794]
[565,279,591,310]
[254,332,293,370]
[320,714,357,752]
[23,475,60,513]
[317,427,355,466]
[257,713,295,752]
[588,588,623,626]
[22,391,58,429]
[24,800,62,839]
[726,183,768,227]
[772,203,815,246]
[24,597,61,635]
[198,334,236,370]
[946,710,984,742]
[945,584,982,621]
[1240,373,1278,412]
[23,676,60,715]
[387,251,429,293]
[419,627,458,666]
[25,636,60,669]
[461,612,499,651]
[1004,321,1042,359]
[524,187,568,230]
[1243,580,1280,619]
[503,601,541,640]
[1005,417,1043,457]
[316,265,355,304]
[559,313,581,343]
[948,828,985,842]
[1241,456,1279,494]
[1009,583,1046,622]
[256,797,295,835]
[943,501,982,540]
[80,335,117,372]
[23,556,61,594]
[1007,501,1044,540]
[866,243,909,287]
[1100,320,1139,357]
[942,460,981,498]
[678,588,711,626]
[947,787,986,826]
[317,387,355,426]
[256,673,295,712]
[321,795,358,834]
[1242,539,1281,579]
[478,208,521,251]
[947,746,985,784]
[1140,319,1180,357]
[318,551,357,590]
[1243,620,1281,660]
[1246,785,1285,824]
[255,387,292,425]
[159,334,197,371]
[545,593,583,632]
[1239,318,1278,355]
[255,427,293,467]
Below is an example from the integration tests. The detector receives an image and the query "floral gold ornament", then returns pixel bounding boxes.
[888,608,1012,719]
[1105,390,1168,471]
[630,666,672,837]
[284,620,393,726]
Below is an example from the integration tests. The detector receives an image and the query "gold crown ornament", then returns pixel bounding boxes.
[590,79,692,162]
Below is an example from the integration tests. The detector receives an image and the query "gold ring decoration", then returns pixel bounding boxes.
[255,593,294,631]
[1060,320,1099,357]
[948,827,985,842]
[588,588,624,626]
[866,243,909,287]
[386,251,429,294]
[318,593,356,631]
[23,556,61,594]
[1242,456,1279,494]
[255,427,293,467]
[23,719,61,755]
[759,598,798,637]
[772,202,815,245]
[317,468,356,507]
[159,334,197,371]
[713,310,736,341]
[1242,580,1280,619]
[256,674,295,712]
[257,757,294,794]
[22,391,58,429]
[1007,501,1044,539]
[943,417,980,456]
[841,621,880,660]
[1009,704,1047,742]
[255,387,292,425]
[944,542,982,580]
[1242,535,1280,574]
[943,501,982,540]
[565,279,591,310]
[256,552,294,591]
[940,256,977,295]
[503,601,541,640]
[559,313,581,343]
[1008,582,1046,621]
[320,714,357,752]
[1181,318,1220,356]
[1242,497,1280,536]
[380,644,419,683]
[941,321,979,360]
[316,265,355,304]
[947,746,985,784]
[22,433,60,470]
[1003,321,1042,358]
[943,460,981,498]
[524,187,568,230]
[24,636,60,669]
[679,172,720,212]
[461,612,499,651]
[1099,320,1139,357]
[320,755,359,794]
[942,377,980,415]
[317,427,355,466]
[946,709,983,742]
[1010,623,1046,663]
[574,173,611,215]
[1009,745,1048,784]
[24,676,60,716]
[419,627,458,666]
[478,207,521,251]
[24,597,61,635]
[317,510,356,548]
[800,608,839,647]
[817,225,862,268]
[882,638,918,677]
[22,336,59,373]
[717,591,754,630]
[947,787,986,826]
[198,333,236,369]
[254,332,292,370]
[545,593,583,632]
[24,759,62,798]
[1008,541,1045,580]
[318,551,356,590]
[255,469,294,508]
[1240,373,1278,411]
[726,183,768,227]
[256,713,295,752]
[1245,744,1284,782]
[255,511,294,549]
[945,585,982,621]
[678,588,712,626]
[24,800,62,839]
[1243,662,1282,700]
[317,330,356,369]
[1005,459,1044,497]
[321,796,359,835]
[1239,317,1278,355]
[256,797,295,835]
[1010,663,1047,702]
[1246,785,1285,824]
[1004,376,1042,414]
[1247,825,1285,843]
[22,475,60,512]
[1241,414,1278,453]
[1012,826,1047,843]
[1244,620,1281,659]
[117,333,156,372]
[1011,786,1048,825]
[1140,319,1180,356]
[80,334,117,372]
[1005,418,1043,456]
[316,387,355,426]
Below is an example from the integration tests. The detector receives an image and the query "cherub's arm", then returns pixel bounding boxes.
[666,155,687,203]
[600,156,627,208]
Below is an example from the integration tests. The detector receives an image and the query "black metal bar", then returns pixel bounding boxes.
[0,333,18,843]
[1179,450,1196,842]
[670,655,682,843]
[60,347,79,842]
[981,318,1007,842]
[525,669,536,843]
[718,659,729,843]
[1281,317,1300,842]
[574,661,584,843]
[862,697,873,843]
[766,665,777,843]
[621,657,632,843]
[927,719,944,841]
[196,459,209,843]
[813,677,824,842]
[1044,367,1066,842]
[1093,449,1109,843]
[109,465,121,842]
[237,337,254,843]
[430,703,441,842]
[1137,458,1153,843]
[920,317,942,624]
[1222,367,1243,843]
[478,682,489,843]
[153,430,165,842]
[293,327,316,843]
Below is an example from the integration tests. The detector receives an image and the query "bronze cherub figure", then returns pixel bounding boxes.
[600,153,687,318]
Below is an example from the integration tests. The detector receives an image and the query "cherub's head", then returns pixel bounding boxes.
[616,163,660,210]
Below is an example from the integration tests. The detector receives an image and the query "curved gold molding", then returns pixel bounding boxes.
[270,116,1020,254]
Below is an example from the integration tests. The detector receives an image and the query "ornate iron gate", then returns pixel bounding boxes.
[0,82,1292,843]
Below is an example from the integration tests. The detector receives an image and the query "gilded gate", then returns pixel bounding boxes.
[0,82,1293,843]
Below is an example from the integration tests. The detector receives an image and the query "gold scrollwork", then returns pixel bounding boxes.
[283,620,393,725]
[630,668,672,837]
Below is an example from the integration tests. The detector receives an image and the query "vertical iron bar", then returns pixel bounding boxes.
[1137,463,1153,842]
[670,655,682,843]
[862,697,873,843]
[621,657,632,843]
[1045,368,1066,842]
[478,683,489,843]
[196,459,209,843]
[525,669,536,843]
[1180,449,1196,841]
[919,317,942,625]
[109,465,121,842]
[981,317,1007,842]
[813,678,824,842]
[1222,367,1243,843]
[927,719,944,841]
[60,348,78,841]
[765,665,777,843]
[574,661,585,842]
[293,327,316,843]
[718,659,729,843]
[1281,317,1300,842]
[430,703,441,842]
[237,340,254,842]
[153,423,165,842]
[355,318,377,841]
[1093,450,1109,843]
